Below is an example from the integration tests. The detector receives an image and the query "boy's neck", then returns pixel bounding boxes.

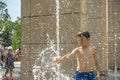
[82,45,89,49]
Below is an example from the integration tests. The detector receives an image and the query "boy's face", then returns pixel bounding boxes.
[77,37,90,47]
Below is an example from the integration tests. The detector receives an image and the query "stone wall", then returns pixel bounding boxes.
[108,0,120,70]
[21,0,120,80]
[21,0,80,80]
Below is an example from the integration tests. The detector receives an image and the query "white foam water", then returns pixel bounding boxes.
[32,0,67,79]
[32,34,70,80]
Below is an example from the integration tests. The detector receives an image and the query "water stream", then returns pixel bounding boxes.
[32,0,70,80]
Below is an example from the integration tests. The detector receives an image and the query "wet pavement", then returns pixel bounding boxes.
[0,62,120,80]
[100,70,120,80]
[0,61,20,80]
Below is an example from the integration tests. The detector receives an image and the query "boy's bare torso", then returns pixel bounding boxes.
[76,47,94,72]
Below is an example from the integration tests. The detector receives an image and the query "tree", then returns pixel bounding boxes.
[0,1,21,49]
[0,1,11,20]
[0,1,11,45]
[12,18,21,50]
[0,1,11,36]
[1,20,13,46]
[12,31,19,50]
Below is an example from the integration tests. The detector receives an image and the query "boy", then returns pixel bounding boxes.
[52,31,101,80]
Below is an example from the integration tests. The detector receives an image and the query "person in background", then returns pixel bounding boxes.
[3,46,14,80]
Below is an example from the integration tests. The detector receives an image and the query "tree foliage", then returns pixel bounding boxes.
[12,31,19,50]
[12,17,21,50]
[1,20,13,46]
[0,1,21,50]
[0,18,21,49]
[0,1,11,20]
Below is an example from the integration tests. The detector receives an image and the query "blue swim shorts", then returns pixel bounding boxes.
[73,71,96,80]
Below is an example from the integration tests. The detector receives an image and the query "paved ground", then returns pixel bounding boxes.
[0,61,20,80]
[0,62,120,80]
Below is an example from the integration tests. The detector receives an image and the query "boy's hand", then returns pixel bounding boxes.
[96,77,101,80]
[96,75,101,80]
[52,57,61,65]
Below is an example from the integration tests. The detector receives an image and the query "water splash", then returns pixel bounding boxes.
[32,34,70,80]
[32,34,57,80]
[32,0,71,79]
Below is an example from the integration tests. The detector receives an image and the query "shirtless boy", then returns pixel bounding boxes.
[52,31,101,80]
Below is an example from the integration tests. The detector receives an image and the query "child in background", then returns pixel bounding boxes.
[4,46,14,80]
[52,31,101,80]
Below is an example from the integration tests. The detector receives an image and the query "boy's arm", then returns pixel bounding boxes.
[93,47,101,80]
[52,48,78,64]
[4,53,8,60]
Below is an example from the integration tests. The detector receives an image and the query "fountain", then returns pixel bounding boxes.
[32,0,71,80]
[32,34,71,80]
[108,34,120,80]
[21,0,120,80]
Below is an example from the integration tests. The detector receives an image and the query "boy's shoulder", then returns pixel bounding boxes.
[88,46,96,49]
[74,47,82,52]
[90,46,97,54]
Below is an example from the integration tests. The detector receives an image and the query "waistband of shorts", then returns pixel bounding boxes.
[75,70,94,74]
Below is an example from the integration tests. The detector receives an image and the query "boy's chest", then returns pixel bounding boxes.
[77,50,94,61]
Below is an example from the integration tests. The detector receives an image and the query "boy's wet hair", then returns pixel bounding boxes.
[77,31,90,39]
